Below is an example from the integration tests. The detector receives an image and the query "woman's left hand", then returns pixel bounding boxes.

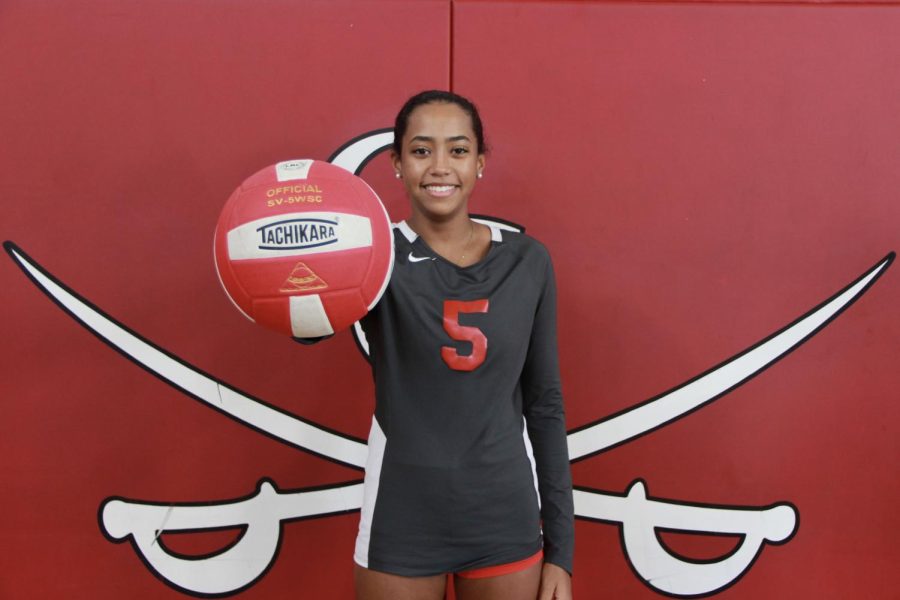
[538,562,572,600]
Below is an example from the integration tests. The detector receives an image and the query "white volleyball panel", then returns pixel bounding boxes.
[275,159,313,181]
[227,212,372,260]
[290,295,335,338]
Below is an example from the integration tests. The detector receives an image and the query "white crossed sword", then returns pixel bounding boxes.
[5,131,893,596]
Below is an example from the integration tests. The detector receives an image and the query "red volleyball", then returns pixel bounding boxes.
[214,159,393,338]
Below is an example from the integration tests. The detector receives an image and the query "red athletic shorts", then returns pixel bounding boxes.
[455,550,544,579]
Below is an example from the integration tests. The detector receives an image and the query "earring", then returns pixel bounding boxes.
[477,172,483,179]
[395,172,401,179]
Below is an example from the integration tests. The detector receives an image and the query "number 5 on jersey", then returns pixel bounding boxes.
[441,299,489,371]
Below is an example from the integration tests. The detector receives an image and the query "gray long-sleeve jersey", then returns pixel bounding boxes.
[353,221,574,576]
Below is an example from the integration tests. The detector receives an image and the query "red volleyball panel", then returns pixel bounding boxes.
[214,159,393,336]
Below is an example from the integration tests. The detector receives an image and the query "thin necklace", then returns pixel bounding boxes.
[458,220,475,263]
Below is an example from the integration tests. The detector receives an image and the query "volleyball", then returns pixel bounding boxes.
[214,159,393,338]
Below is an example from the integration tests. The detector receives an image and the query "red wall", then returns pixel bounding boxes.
[1,0,898,597]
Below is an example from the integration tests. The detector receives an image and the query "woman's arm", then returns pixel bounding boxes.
[521,248,575,576]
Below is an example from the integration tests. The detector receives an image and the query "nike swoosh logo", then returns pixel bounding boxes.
[408,252,432,263]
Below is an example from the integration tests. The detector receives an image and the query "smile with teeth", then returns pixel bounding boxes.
[423,184,458,197]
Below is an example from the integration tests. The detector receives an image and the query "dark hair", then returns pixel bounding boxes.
[393,90,488,156]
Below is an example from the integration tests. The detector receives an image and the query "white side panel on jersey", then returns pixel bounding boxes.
[354,418,387,568]
[289,295,334,338]
[522,419,541,510]
[227,212,372,260]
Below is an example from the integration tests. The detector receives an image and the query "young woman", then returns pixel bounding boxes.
[353,90,574,600]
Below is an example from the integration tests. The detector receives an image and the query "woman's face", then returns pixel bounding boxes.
[392,101,485,223]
